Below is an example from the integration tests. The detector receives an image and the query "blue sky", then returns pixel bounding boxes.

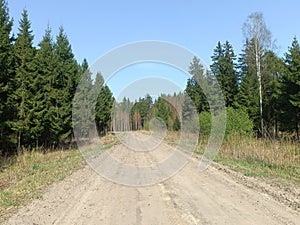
[8,0,300,100]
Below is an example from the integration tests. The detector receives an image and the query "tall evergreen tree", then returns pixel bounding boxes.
[0,0,14,152]
[237,39,260,131]
[262,51,285,137]
[72,59,93,139]
[52,27,79,145]
[95,72,114,135]
[11,9,36,152]
[155,97,170,128]
[282,37,300,139]
[210,41,238,107]
[185,56,209,113]
[31,26,57,147]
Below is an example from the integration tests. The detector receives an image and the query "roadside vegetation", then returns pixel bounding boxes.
[0,134,117,222]
[0,148,83,222]
[216,135,300,186]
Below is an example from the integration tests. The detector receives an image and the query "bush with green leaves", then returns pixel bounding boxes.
[226,107,253,135]
[198,111,212,135]
[198,107,253,136]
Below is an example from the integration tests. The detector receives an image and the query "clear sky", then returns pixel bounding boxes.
[8,0,300,100]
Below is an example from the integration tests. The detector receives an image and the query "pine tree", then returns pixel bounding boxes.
[11,9,36,152]
[0,0,14,152]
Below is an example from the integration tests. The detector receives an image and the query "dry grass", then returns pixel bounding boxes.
[0,134,117,222]
[215,133,300,186]
[0,149,84,222]
[165,131,300,186]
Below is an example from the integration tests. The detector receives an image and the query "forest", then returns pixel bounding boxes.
[0,0,300,156]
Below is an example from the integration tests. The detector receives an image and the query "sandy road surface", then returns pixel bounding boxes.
[5,133,300,225]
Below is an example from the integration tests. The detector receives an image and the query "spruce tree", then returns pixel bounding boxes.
[237,39,260,131]
[185,56,209,113]
[282,37,300,139]
[95,72,114,135]
[53,27,79,145]
[72,59,93,139]
[12,9,36,152]
[31,26,57,147]
[262,51,285,137]
[211,41,238,107]
[0,0,14,151]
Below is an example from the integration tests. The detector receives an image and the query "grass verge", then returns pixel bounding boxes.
[198,133,300,187]
[0,148,84,222]
[0,134,117,222]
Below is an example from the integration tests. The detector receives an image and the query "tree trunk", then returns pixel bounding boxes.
[255,39,263,137]
[17,131,21,155]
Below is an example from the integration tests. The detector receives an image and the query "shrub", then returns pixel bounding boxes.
[198,107,253,136]
[226,107,253,136]
[199,111,211,135]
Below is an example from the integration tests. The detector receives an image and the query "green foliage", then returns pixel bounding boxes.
[1,4,300,155]
[155,97,170,128]
[199,108,253,137]
[0,0,14,152]
[262,51,285,137]
[10,9,36,151]
[185,57,209,113]
[52,27,80,144]
[198,111,211,135]
[226,107,253,135]
[282,37,300,138]
[211,41,238,107]
[72,59,93,139]
[173,116,180,131]
[95,77,114,135]
[236,39,260,131]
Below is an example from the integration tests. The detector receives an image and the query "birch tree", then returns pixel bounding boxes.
[242,12,273,137]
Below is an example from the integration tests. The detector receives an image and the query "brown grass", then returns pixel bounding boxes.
[215,133,300,186]
[0,134,117,222]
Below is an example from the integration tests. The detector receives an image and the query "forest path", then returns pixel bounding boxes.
[5,133,300,225]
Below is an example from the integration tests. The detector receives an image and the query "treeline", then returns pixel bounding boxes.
[1,0,299,155]
[0,1,114,154]
[187,13,299,139]
[114,13,300,140]
[113,94,183,132]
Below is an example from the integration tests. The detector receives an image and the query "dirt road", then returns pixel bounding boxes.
[6,133,300,225]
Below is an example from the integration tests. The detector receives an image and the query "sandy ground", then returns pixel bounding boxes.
[5,133,300,225]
